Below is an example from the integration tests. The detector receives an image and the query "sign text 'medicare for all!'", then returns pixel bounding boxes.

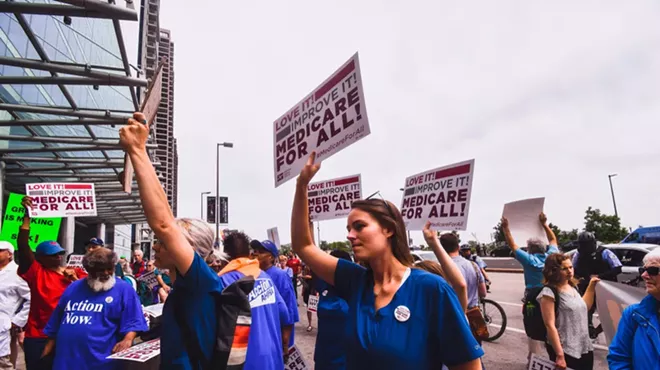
[26,183,97,218]
[308,174,362,222]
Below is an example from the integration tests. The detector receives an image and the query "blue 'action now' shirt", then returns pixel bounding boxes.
[334,259,484,369]
[220,270,290,370]
[514,245,559,289]
[315,279,349,370]
[44,278,148,370]
[160,253,224,369]
[265,266,299,347]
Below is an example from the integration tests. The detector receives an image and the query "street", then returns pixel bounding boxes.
[292,272,609,369]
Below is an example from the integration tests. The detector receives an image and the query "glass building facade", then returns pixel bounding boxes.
[0,1,150,253]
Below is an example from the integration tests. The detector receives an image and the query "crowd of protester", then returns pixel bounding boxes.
[0,113,657,370]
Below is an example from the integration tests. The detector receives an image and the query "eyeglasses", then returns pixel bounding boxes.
[365,191,395,219]
[639,266,660,276]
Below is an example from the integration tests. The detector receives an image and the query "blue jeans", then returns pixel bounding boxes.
[23,337,53,370]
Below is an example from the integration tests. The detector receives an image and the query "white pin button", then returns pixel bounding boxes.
[105,296,113,303]
[394,305,410,322]
[322,290,328,297]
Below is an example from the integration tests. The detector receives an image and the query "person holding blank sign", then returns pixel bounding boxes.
[291,152,483,370]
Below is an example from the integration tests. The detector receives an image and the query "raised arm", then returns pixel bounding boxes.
[119,113,194,275]
[581,277,600,310]
[501,217,520,252]
[540,213,558,247]
[423,222,468,311]
[291,152,338,285]
[17,196,35,275]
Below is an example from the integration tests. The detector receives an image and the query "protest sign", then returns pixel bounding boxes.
[502,197,548,245]
[307,295,319,313]
[107,338,160,362]
[308,174,362,221]
[528,354,573,370]
[26,183,97,218]
[285,345,308,370]
[400,159,475,230]
[267,227,281,248]
[595,281,646,345]
[123,59,165,194]
[0,192,62,251]
[137,271,160,290]
[66,254,84,269]
[273,53,370,187]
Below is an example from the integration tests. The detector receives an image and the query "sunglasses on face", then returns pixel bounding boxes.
[639,266,660,276]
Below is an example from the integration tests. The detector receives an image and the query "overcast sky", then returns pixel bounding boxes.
[125,0,660,246]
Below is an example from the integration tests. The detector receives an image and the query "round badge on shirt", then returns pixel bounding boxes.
[394,305,410,322]
[322,290,328,297]
[105,296,113,303]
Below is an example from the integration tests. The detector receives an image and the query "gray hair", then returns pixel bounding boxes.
[176,218,215,259]
[643,248,660,266]
[133,249,143,257]
[526,238,546,254]
[83,248,118,270]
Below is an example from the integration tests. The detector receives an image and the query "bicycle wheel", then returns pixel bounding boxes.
[481,298,507,342]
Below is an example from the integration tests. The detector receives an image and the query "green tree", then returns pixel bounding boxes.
[492,220,506,243]
[584,207,629,243]
[319,240,329,251]
[548,223,579,246]
[280,244,292,256]
[327,241,352,253]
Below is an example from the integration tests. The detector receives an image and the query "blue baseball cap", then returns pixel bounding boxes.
[36,241,65,256]
[87,237,104,246]
[250,239,279,258]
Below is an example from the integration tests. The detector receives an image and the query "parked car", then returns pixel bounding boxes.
[565,243,658,287]
[411,250,439,263]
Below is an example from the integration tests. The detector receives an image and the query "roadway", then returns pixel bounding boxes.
[293,272,609,369]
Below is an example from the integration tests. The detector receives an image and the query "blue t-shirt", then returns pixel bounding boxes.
[314,279,349,370]
[160,253,224,369]
[44,278,148,370]
[334,259,484,369]
[219,270,290,370]
[514,245,559,289]
[265,266,299,347]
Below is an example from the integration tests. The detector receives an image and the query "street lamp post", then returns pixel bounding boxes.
[200,191,211,219]
[608,173,619,218]
[216,142,234,246]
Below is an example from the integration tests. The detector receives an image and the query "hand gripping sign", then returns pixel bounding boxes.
[308,174,362,221]
[107,338,160,363]
[285,345,309,370]
[528,354,574,370]
[273,53,370,187]
[400,159,475,231]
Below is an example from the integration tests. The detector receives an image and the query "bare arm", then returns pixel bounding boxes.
[423,222,468,311]
[281,325,293,354]
[501,217,519,252]
[540,295,565,367]
[582,278,600,311]
[156,274,169,290]
[112,331,137,353]
[119,113,194,276]
[291,153,338,285]
[478,282,487,298]
[41,338,55,358]
[540,213,558,246]
[448,359,482,370]
[17,197,35,275]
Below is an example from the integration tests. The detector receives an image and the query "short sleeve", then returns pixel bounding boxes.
[603,250,622,268]
[333,259,367,301]
[176,253,221,294]
[536,287,556,303]
[572,252,579,267]
[119,284,149,336]
[513,249,532,267]
[476,266,485,284]
[19,260,42,286]
[547,245,559,254]
[433,279,484,365]
[276,286,293,326]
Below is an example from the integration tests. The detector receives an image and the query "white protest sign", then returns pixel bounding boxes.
[308,174,362,221]
[107,338,160,363]
[66,255,84,269]
[273,53,370,187]
[502,197,548,246]
[400,160,475,230]
[307,295,319,313]
[137,271,159,290]
[285,345,308,370]
[528,354,574,370]
[267,227,281,248]
[595,281,646,345]
[26,183,97,218]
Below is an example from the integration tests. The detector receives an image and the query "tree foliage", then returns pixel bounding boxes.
[493,220,506,244]
[584,207,628,243]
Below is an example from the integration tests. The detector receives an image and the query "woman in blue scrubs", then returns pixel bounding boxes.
[291,153,484,370]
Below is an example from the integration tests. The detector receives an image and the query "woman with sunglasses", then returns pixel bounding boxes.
[539,253,599,370]
[291,153,483,370]
[608,248,660,370]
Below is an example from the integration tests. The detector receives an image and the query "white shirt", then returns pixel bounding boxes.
[0,260,31,357]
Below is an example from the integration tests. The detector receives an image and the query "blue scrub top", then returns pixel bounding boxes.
[334,259,484,369]
[265,265,299,347]
[315,279,349,370]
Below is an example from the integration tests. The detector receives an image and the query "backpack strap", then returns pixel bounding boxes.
[545,285,561,315]
[173,291,206,370]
